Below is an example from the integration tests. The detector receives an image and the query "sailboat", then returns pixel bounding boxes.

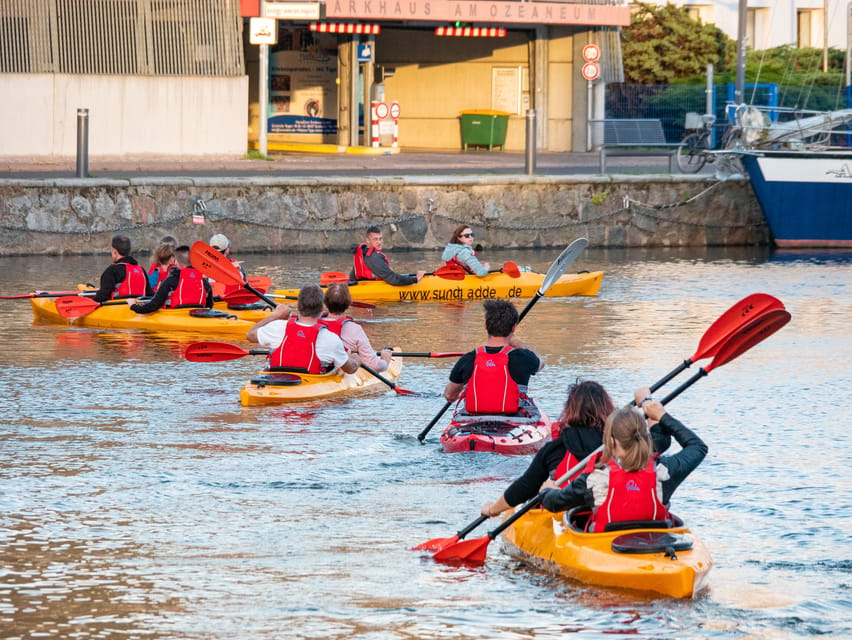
[721,2,852,248]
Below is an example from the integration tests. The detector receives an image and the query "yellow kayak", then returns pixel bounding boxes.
[31,296,255,336]
[274,270,603,304]
[240,357,404,406]
[500,508,712,599]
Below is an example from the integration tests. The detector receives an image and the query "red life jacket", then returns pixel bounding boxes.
[113,262,148,298]
[445,256,474,274]
[464,345,520,414]
[268,317,323,373]
[352,243,388,280]
[589,459,668,532]
[165,266,207,308]
[318,315,354,337]
[553,449,602,487]
[148,263,171,289]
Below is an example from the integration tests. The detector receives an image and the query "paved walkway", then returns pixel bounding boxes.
[0,148,693,179]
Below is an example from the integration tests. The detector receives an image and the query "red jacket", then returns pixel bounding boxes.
[589,459,668,532]
[464,346,520,414]
[268,318,323,373]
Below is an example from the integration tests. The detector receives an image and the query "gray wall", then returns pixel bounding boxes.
[0,175,769,256]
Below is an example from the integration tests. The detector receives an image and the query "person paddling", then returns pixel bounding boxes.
[444,298,544,420]
[209,233,246,296]
[479,380,672,520]
[442,224,489,276]
[246,284,360,375]
[130,245,213,314]
[321,283,393,373]
[350,225,425,286]
[147,235,177,290]
[537,388,707,531]
[92,235,153,302]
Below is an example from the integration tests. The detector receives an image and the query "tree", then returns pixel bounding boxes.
[622,3,734,84]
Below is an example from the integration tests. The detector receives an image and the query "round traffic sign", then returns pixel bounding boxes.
[581,62,600,81]
[582,44,601,62]
[389,102,400,119]
[375,102,389,119]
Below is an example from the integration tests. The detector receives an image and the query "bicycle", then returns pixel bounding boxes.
[675,112,741,173]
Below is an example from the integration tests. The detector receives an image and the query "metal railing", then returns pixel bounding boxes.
[0,0,244,76]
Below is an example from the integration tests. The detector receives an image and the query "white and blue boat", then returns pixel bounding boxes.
[726,107,852,248]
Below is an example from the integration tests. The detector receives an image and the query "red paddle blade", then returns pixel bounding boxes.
[502,261,521,278]
[433,266,466,281]
[706,308,791,373]
[320,272,351,285]
[246,276,271,293]
[432,535,491,564]
[54,296,101,318]
[210,281,226,298]
[222,289,261,305]
[349,300,377,309]
[184,341,250,362]
[413,535,459,551]
[692,293,785,362]
[191,241,244,286]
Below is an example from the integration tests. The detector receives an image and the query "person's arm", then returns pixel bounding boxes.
[247,304,291,343]
[130,270,176,314]
[203,278,214,308]
[540,472,592,513]
[654,412,708,504]
[92,264,121,302]
[341,323,388,372]
[443,352,473,401]
[365,252,418,286]
[458,246,490,277]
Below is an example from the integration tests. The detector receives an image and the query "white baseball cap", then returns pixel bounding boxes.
[210,234,231,251]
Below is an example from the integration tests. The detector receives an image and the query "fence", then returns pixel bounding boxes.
[606,82,852,143]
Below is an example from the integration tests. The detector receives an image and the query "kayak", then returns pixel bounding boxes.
[31,296,255,336]
[274,270,604,304]
[240,356,404,406]
[440,401,552,455]
[500,508,713,599]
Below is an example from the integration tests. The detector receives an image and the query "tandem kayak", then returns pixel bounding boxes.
[274,270,603,304]
[440,400,552,455]
[240,357,404,406]
[500,508,713,599]
[31,297,255,336]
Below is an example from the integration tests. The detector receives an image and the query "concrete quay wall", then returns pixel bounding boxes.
[0,175,769,256]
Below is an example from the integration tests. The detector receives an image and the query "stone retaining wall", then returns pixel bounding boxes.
[0,175,769,256]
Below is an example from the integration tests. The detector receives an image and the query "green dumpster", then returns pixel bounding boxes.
[459,110,510,151]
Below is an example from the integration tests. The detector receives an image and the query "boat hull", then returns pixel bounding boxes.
[501,509,712,599]
[31,297,255,335]
[739,151,852,248]
[239,357,403,405]
[440,410,552,455]
[274,270,603,304]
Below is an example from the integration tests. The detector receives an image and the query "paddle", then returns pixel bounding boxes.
[0,290,95,300]
[266,293,376,310]
[416,238,590,444]
[319,265,467,285]
[644,293,786,396]
[430,306,791,564]
[382,351,464,358]
[183,340,418,395]
[190,241,278,309]
[53,295,127,318]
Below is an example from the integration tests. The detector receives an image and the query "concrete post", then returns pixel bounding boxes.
[525,109,537,175]
[76,108,89,178]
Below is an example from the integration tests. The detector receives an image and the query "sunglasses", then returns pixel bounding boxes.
[460,232,475,238]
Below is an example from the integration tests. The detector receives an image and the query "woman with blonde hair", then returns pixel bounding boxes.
[539,387,708,532]
[441,224,489,276]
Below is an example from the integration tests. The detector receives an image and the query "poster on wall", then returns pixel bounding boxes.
[268,28,338,135]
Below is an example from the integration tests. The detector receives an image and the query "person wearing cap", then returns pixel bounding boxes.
[350,226,425,286]
[92,235,154,303]
[209,233,246,295]
[246,284,360,375]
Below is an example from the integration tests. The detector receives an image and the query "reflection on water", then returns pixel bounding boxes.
[0,247,850,639]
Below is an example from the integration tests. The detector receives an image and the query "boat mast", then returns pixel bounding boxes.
[734,0,747,105]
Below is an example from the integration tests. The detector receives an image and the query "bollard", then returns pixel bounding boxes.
[524,109,537,175]
[76,108,89,178]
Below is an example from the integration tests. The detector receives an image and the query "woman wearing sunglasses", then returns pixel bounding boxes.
[441,224,490,276]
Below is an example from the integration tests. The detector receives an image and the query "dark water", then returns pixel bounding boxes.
[1,246,850,639]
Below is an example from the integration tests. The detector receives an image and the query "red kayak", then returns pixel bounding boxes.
[440,399,552,455]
